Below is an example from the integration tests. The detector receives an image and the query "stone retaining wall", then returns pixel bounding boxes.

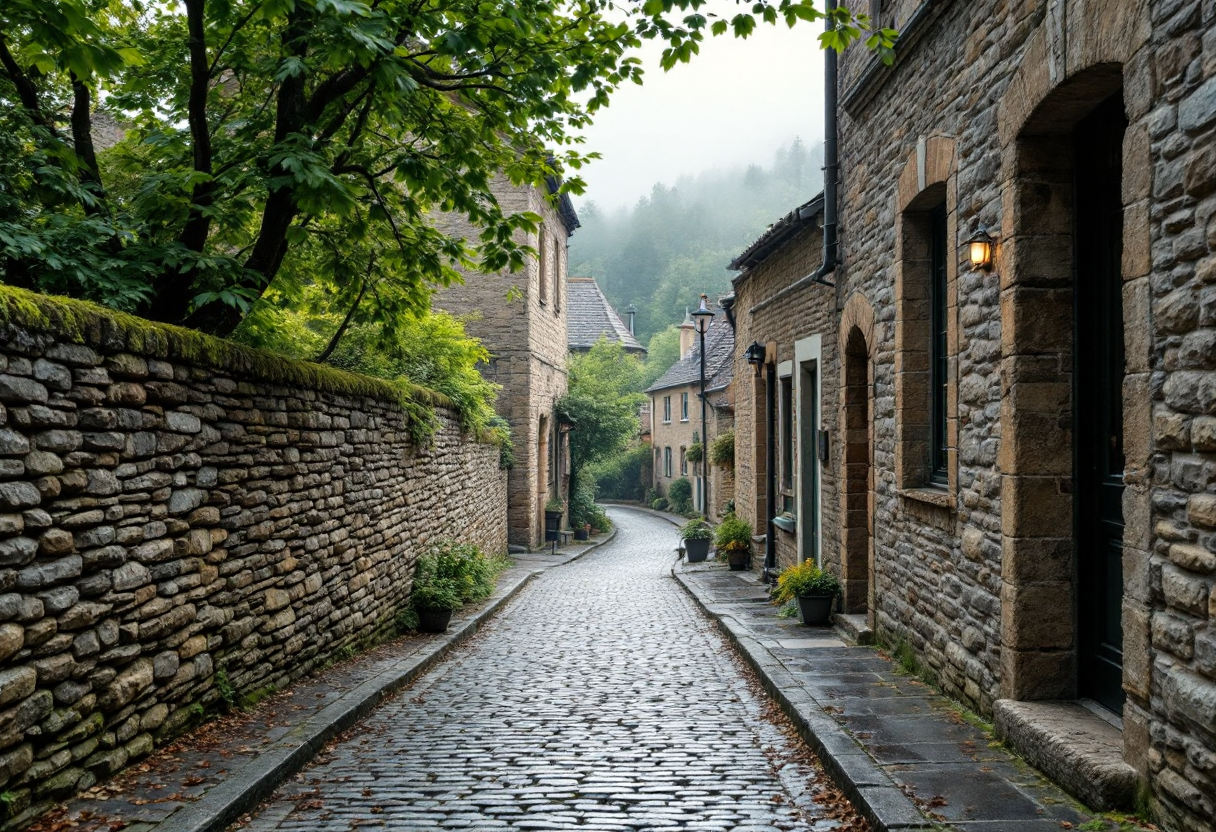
[0,294,507,827]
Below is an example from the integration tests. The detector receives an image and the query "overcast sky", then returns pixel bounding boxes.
[572,14,828,212]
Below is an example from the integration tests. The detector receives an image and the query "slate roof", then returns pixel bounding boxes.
[567,277,646,354]
[729,192,824,275]
[644,308,734,399]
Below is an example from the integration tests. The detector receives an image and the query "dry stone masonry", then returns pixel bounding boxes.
[0,296,506,828]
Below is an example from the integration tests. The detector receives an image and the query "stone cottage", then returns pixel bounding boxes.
[770,0,1216,827]
[727,196,850,598]
[646,305,734,518]
[434,178,579,549]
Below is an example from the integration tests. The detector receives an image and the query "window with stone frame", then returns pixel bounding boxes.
[663,396,672,423]
[929,202,949,485]
[664,446,672,478]
[654,448,661,482]
[680,392,689,421]
[779,373,794,515]
[552,238,562,312]
[680,446,688,475]
[538,230,549,305]
[895,176,957,500]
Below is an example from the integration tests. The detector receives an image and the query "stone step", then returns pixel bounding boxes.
[832,612,873,645]
[994,698,1138,811]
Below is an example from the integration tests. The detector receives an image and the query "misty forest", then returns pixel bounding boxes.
[569,136,824,352]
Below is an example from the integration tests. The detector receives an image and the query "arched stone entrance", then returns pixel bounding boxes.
[997,60,1151,715]
[839,293,875,621]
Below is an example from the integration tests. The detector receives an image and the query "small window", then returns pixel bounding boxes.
[663,396,672,423]
[680,447,688,476]
[552,240,562,312]
[929,202,948,486]
[538,231,549,305]
[681,392,689,421]
[664,446,673,478]
[780,375,794,514]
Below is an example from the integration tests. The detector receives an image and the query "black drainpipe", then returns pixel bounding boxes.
[763,360,777,580]
[806,0,839,288]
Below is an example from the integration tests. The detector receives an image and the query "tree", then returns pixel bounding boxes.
[0,0,892,338]
[558,338,646,474]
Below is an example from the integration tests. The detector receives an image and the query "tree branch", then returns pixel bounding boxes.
[314,265,370,363]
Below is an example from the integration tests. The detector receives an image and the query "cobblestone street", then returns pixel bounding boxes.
[234,507,854,831]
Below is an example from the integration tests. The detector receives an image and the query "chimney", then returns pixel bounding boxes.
[626,304,637,336]
[678,308,695,358]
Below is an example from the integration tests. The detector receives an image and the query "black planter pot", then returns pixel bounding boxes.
[417,608,454,633]
[684,538,711,563]
[574,528,589,541]
[726,548,749,571]
[796,594,834,626]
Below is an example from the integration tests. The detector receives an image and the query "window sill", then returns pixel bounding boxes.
[899,486,953,510]
[773,513,797,534]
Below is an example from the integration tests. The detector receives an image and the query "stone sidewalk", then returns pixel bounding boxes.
[27,533,616,832]
[673,558,1103,832]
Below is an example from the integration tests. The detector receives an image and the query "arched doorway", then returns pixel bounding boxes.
[998,64,1144,715]
[840,292,876,622]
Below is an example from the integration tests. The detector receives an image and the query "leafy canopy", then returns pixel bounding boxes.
[0,0,891,339]
[558,337,647,473]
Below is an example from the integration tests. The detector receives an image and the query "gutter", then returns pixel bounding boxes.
[803,0,839,290]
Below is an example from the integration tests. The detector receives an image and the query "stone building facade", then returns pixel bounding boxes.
[729,198,843,587]
[0,290,507,828]
[434,179,579,549]
[818,0,1216,827]
[646,308,734,519]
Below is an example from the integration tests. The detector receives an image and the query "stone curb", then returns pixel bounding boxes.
[156,531,616,832]
[672,568,934,832]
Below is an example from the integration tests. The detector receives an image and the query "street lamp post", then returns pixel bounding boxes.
[691,294,714,520]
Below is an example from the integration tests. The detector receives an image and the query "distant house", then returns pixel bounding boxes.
[433,177,579,550]
[566,277,646,355]
[729,196,834,585]
[646,305,734,518]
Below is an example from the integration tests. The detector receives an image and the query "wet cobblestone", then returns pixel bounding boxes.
[237,507,850,831]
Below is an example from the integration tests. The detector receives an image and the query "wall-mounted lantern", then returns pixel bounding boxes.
[965,225,995,271]
[744,341,766,375]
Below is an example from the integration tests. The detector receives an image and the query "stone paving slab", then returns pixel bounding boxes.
[671,553,1102,832]
[30,533,617,832]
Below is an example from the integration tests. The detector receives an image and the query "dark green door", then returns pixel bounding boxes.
[1074,93,1127,714]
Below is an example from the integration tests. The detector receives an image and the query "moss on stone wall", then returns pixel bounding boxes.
[0,285,478,445]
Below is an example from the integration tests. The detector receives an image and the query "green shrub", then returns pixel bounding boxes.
[679,519,713,540]
[568,474,613,533]
[713,513,752,552]
[651,497,669,511]
[684,442,703,463]
[772,559,841,604]
[709,430,734,468]
[586,444,651,500]
[668,477,693,514]
[410,576,462,612]
[411,541,509,616]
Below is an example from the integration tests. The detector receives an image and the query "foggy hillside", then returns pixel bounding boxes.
[569,138,824,345]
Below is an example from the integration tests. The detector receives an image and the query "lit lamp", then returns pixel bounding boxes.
[691,294,714,520]
[965,225,995,271]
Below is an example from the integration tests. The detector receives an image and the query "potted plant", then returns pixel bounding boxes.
[411,574,461,633]
[685,442,704,464]
[772,559,841,626]
[679,518,713,563]
[574,522,590,542]
[714,514,753,571]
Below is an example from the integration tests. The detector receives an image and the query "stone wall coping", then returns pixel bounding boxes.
[0,286,461,426]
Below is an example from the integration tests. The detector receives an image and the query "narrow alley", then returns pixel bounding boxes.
[232,507,855,831]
